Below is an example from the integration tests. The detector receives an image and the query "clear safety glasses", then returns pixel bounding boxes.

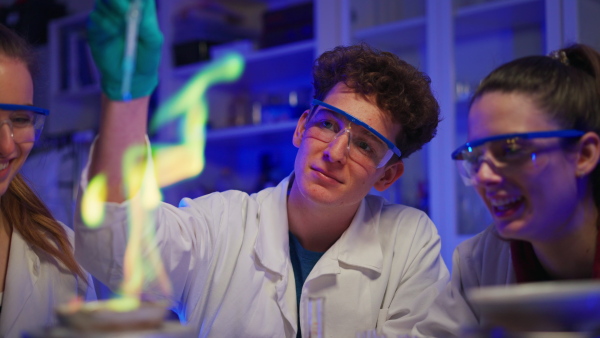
[451,130,585,185]
[0,104,49,143]
[305,99,402,169]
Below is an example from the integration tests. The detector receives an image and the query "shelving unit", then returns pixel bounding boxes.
[353,17,427,52]
[47,11,101,135]
[206,121,297,144]
[455,0,544,38]
[155,0,315,204]
[171,40,315,86]
[48,0,600,265]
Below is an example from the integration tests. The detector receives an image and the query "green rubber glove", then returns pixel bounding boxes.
[87,0,163,101]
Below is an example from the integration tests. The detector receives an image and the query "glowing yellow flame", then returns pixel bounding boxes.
[121,143,171,299]
[81,52,245,306]
[62,296,140,313]
[104,296,140,312]
[81,173,107,228]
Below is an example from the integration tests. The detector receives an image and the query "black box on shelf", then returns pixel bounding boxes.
[262,2,313,31]
[170,1,263,68]
[260,23,313,49]
[260,2,313,49]
[172,40,221,67]
[0,0,66,45]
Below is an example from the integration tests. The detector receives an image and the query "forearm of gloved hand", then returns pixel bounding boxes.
[88,95,150,203]
[86,0,162,202]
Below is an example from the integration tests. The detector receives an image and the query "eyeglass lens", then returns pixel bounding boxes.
[305,107,392,168]
[0,110,45,142]
[456,137,547,184]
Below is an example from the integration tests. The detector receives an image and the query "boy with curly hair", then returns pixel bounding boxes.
[75,1,449,336]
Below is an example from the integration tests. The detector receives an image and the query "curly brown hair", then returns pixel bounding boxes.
[312,43,440,159]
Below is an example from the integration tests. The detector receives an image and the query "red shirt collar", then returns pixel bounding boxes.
[510,229,600,283]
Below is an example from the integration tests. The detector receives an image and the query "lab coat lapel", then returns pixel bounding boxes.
[0,230,39,336]
[310,197,384,278]
[336,197,384,273]
[253,175,291,278]
[253,175,297,334]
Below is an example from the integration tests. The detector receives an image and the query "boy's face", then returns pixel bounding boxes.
[291,82,404,209]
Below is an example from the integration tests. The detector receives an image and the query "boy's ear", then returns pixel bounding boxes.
[574,131,600,177]
[374,160,404,192]
[293,110,310,148]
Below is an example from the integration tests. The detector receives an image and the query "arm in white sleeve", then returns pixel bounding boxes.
[381,213,451,336]
[412,245,480,337]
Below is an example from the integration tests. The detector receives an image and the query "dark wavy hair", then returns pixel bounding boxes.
[312,43,440,160]
[470,43,600,204]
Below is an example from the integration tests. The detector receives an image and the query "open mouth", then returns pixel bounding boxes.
[490,195,524,218]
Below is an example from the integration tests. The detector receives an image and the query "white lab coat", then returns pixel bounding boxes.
[413,225,514,337]
[0,226,96,338]
[75,174,449,338]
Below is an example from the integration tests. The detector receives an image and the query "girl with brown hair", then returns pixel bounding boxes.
[415,43,600,336]
[0,23,95,337]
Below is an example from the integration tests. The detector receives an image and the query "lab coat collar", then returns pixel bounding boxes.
[253,174,293,278]
[253,174,384,277]
[252,175,297,335]
[329,195,384,274]
[0,229,39,335]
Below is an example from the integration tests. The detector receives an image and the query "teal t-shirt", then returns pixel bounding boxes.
[288,232,325,338]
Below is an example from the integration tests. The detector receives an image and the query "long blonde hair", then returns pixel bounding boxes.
[0,24,85,279]
[2,174,85,279]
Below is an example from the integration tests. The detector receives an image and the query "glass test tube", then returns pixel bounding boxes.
[306,297,324,338]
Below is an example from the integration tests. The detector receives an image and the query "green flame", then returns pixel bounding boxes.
[81,52,245,302]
